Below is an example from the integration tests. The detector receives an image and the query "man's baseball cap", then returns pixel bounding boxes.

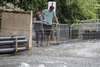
[50,6,54,10]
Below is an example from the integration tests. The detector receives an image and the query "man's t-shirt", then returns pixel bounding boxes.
[43,9,56,25]
[34,14,43,29]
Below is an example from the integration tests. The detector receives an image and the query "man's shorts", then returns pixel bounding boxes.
[43,24,52,36]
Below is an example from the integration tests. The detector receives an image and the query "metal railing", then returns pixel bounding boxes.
[70,24,80,41]
[70,19,100,41]
[78,23,100,40]
[56,24,69,43]
[32,22,69,43]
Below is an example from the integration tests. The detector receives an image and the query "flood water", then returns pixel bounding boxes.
[0,40,100,67]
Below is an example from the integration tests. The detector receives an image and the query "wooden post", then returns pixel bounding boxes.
[0,35,15,37]
[15,38,18,53]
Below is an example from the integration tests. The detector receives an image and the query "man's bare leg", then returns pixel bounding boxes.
[37,44,39,47]
[40,42,43,46]
[47,35,50,45]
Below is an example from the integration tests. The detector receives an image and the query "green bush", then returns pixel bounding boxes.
[0,0,100,25]
[0,0,48,16]
[56,0,100,25]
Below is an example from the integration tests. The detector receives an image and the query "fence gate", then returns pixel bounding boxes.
[56,24,69,43]
[70,24,80,41]
[78,20,100,40]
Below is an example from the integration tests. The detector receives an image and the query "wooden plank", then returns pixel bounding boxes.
[13,9,24,11]
[1,12,30,29]
[2,9,13,11]
[2,9,24,11]
[1,11,32,50]
[29,11,33,49]
[2,9,31,14]
[15,38,18,53]
[0,35,15,37]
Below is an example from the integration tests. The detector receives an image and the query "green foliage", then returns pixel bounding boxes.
[0,0,48,15]
[56,0,100,25]
[0,0,100,25]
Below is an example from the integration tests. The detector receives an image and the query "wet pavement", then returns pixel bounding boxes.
[0,40,100,67]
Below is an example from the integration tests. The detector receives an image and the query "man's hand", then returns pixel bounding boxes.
[47,22,49,24]
[42,20,49,24]
[57,22,59,24]
[40,21,42,23]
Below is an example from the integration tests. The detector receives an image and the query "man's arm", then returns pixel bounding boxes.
[54,15,59,24]
[42,20,49,24]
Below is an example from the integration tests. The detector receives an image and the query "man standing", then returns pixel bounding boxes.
[43,6,59,45]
